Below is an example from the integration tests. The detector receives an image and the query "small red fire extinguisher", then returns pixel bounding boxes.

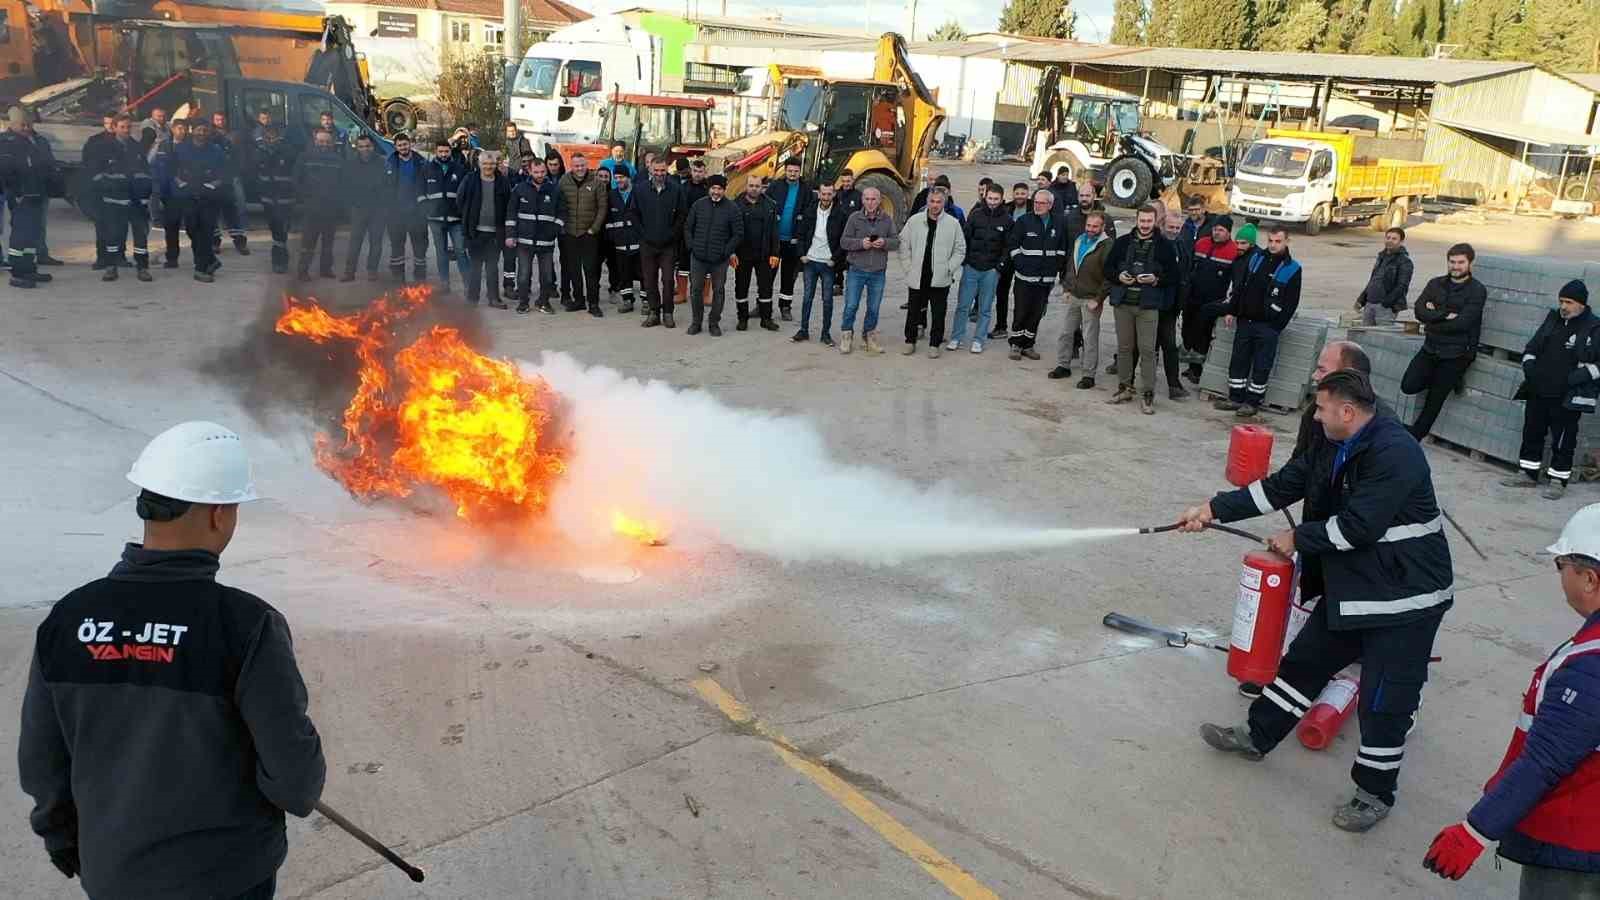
[1227,550,1296,685]
[1298,668,1361,750]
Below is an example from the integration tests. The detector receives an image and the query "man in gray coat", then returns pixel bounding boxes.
[897,187,967,357]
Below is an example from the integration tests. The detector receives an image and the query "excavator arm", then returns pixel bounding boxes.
[870,32,943,186]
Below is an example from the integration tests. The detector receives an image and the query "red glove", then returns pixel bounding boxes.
[1423,822,1487,880]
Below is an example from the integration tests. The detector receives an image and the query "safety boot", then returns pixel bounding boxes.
[662,310,675,328]
[1200,723,1264,761]
[136,265,152,283]
[778,301,792,322]
[1332,790,1391,833]
[735,301,750,331]
[1544,481,1568,500]
[758,301,779,331]
[102,265,119,282]
[864,331,884,354]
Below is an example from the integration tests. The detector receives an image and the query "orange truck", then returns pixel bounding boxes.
[548,93,716,173]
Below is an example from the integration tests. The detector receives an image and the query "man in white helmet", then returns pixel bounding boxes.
[1423,504,1600,894]
[18,422,325,900]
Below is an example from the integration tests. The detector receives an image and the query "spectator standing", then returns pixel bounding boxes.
[1401,243,1487,439]
[1356,228,1415,326]
[838,186,899,355]
[676,157,710,302]
[1104,204,1182,413]
[682,174,743,336]
[292,129,342,281]
[1050,210,1113,388]
[991,182,1031,339]
[1180,195,1215,244]
[558,153,608,316]
[1006,189,1066,362]
[208,112,248,255]
[1,105,55,288]
[1158,211,1193,400]
[503,122,534,174]
[422,138,468,293]
[1049,166,1079,216]
[254,123,297,274]
[733,176,781,331]
[22,112,63,267]
[82,114,120,271]
[604,164,643,314]
[896,187,966,357]
[456,151,510,308]
[792,182,846,346]
[340,134,388,282]
[831,169,862,296]
[1183,215,1240,384]
[384,134,429,282]
[1214,226,1302,417]
[316,111,346,151]
[150,118,188,271]
[766,157,813,322]
[1504,280,1598,499]
[948,182,1009,353]
[540,150,567,299]
[635,157,685,328]
[506,156,563,315]
[174,121,226,283]
[139,107,170,150]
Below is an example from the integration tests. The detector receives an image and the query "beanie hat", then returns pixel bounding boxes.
[706,174,727,188]
[1235,222,1258,245]
[1214,214,1234,232]
[1562,279,1590,305]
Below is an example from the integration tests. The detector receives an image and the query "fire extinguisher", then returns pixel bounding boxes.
[1227,550,1296,685]
[1298,668,1361,750]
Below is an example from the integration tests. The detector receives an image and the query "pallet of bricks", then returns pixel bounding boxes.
[1198,317,1332,414]
[1353,253,1600,469]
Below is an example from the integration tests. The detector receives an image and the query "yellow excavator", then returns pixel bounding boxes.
[701,33,943,224]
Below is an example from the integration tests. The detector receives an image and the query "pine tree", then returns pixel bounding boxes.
[1252,0,1293,47]
[1447,0,1521,60]
[997,0,1077,38]
[1353,0,1399,54]
[1260,0,1330,51]
[1318,0,1370,53]
[928,20,968,41]
[1174,0,1252,49]
[1110,0,1147,45]
[1146,0,1179,46]
[1392,0,1447,55]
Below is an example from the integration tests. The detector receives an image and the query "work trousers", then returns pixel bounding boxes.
[1520,396,1582,483]
[614,250,641,305]
[1247,598,1444,807]
[1115,305,1160,394]
[161,196,186,265]
[6,198,43,278]
[1182,300,1219,357]
[215,177,245,242]
[387,211,429,278]
[502,239,518,291]
[1520,865,1600,899]
[464,232,501,304]
[734,255,775,301]
[905,285,949,347]
[559,234,580,301]
[602,233,619,292]
[565,233,602,308]
[516,247,556,307]
[688,258,729,324]
[1228,320,1281,406]
[1156,307,1182,387]
[263,201,291,270]
[186,200,219,274]
[298,213,337,276]
[92,195,125,266]
[100,200,149,268]
[777,243,802,310]
[1059,294,1103,371]
[994,266,1016,333]
[950,265,998,345]
[429,219,469,286]
[1401,350,1473,440]
[1008,279,1052,350]
[799,259,835,337]
[344,207,384,276]
[639,242,676,313]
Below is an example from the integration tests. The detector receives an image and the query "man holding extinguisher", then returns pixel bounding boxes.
[1176,370,1454,833]
[1422,504,1600,896]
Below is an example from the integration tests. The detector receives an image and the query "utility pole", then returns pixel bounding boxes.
[908,0,918,41]
[503,0,521,121]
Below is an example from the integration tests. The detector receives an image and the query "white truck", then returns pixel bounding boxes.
[509,18,658,154]
[1229,129,1441,235]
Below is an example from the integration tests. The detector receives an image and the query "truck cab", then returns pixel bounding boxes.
[548,93,713,173]
[1229,137,1333,226]
[510,20,652,153]
[1230,130,1440,234]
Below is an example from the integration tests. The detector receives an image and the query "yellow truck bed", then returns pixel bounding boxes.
[1344,160,1441,203]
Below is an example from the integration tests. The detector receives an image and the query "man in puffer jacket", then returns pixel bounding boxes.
[506,156,565,314]
[1502,280,1600,500]
[558,152,608,315]
[948,183,1010,353]
[682,174,743,337]
[1400,243,1487,439]
[896,187,966,357]
[733,176,781,331]
[1355,227,1415,326]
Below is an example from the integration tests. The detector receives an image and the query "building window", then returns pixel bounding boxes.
[484,24,504,46]
[449,20,471,43]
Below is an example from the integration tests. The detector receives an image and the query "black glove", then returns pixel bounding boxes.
[48,846,79,879]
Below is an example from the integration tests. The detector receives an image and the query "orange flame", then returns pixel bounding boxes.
[275,287,566,520]
[611,511,667,546]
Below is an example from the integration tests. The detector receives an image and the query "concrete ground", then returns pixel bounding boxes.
[3,169,1599,900]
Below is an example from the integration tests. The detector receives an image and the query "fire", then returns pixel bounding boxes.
[611,511,667,546]
[275,287,565,520]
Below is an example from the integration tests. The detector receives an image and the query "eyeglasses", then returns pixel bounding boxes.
[1556,555,1599,573]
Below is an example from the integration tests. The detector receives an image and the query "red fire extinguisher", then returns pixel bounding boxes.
[1226,425,1274,487]
[1298,669,1361,750]
[1227,550,1296,685]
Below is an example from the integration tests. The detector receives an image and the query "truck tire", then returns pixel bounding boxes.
[381,100,418,137]
[857,172,909,227]
[1304,203,1329,236]
[1105,157,1153,208]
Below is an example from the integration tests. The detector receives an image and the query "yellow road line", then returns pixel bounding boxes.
[692,677,1001,900]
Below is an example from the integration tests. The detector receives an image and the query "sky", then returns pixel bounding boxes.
[564,0,1120,42]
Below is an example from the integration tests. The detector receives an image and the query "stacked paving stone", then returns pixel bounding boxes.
[1199,317,1332,414]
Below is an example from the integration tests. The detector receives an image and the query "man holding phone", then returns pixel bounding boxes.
[1103,204,1182,414]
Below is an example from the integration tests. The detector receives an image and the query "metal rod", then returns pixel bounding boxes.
[1440,507,1489,561]
[315,801,426,882]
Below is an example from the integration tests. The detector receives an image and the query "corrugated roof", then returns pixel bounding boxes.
[1434,116,1600,148]
[992,44,1532,86]
[335,0,588,23]
[1567,73,1600,93]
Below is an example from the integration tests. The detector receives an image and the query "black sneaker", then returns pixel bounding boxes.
[102,267,119,282]
[1238,681,1264,699]
[233,237,250,255]
[588,305,604,318]
[686,322,703,335]
[29,271,52,283]
[194,271,215,283]
[136,267,152,282]
[791,330,810,342]
[1048,365,1072,380]
[163,259,179,269]
[709,323,722,337]
[536,302,556,315]
[819,334,835,347]
[1076,377,1095,390]
[516,303,531,315]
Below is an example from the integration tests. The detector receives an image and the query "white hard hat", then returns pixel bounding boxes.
[126,421,259,504]
[1548,503,1600,558]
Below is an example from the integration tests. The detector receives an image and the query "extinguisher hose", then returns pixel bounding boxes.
[1139,522,1265,543]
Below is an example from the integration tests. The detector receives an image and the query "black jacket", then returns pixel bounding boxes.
[685,195,743,264]
[506,176,564,250]
[19,546,325,900]
[1228,248,1302,330]
[456,172,511,240]
[88,136,153,206]
[1006,212,1067,284]
[1104,231,1184,311]
[1050,180,1080,214]
[293,146,344,210]
[604,187,642,253]
[634,177,686,248]
[1357,247,1414,312]
[1415,275,1487,359]
[834,186,863,219]
[340,151,390,210]
[0,131,56,201]
[1523,308,1600,410]
[1189,236,1240,310]
[735,193,779,259]
[963,202,1012,271]
[82,132,120,199]
[253,139,298,210]
[1212,413,1453,630]
[764,177,815,247]
[421,156,467,222]
[795,199,848,264]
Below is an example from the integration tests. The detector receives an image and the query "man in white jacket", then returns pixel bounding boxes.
[897,188,968,358]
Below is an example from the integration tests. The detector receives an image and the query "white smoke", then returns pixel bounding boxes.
[523,353,1135,565]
